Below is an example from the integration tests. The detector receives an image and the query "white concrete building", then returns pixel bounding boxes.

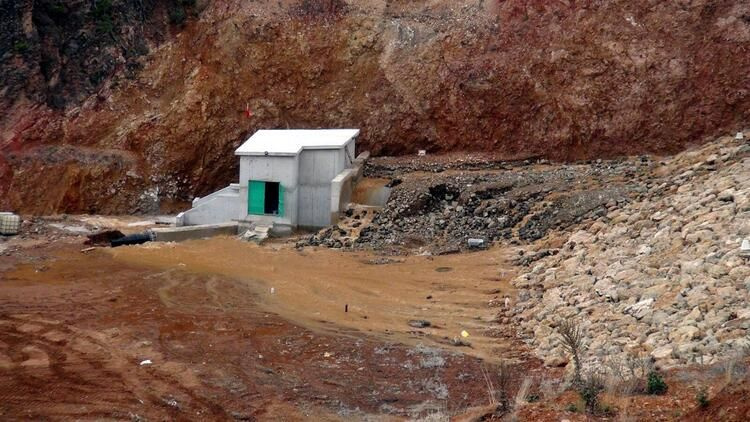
[178,129,361,229]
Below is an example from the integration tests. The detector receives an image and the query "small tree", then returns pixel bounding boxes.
[558,320,586,385]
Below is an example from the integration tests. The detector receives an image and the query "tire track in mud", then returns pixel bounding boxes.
[0,312,233,420]
[155,269,259,313]
[0,315,133,418]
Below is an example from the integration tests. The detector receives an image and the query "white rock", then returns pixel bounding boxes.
[624,298,654,320]
[651,345,674,360]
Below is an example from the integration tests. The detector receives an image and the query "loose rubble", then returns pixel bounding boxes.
[509,133,750,371]
[300,159,643,253]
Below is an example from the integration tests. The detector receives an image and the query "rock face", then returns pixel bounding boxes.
[510,133,750,370]
[2,0,750,213]
[0,0,175,112]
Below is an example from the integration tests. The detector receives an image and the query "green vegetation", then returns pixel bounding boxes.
[558,320,586,385]
[13,40,30,53]
[696,386,709,409]
[47,2,67,17]
[646,371,668,395]
[169,0,199,26]
[92,0,115,34]
[579,375,603,414]
[168,7,186,25]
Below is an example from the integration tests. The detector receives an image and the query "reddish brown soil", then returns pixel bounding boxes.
[3,226,750,420]
[0,240,539,420]
[2,0,750,214]
[683,382,750,421]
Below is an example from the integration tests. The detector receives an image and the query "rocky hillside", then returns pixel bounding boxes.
[2,0,750,214]
[510,131,750,372]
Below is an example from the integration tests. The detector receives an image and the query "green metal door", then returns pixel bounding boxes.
[248,180,265,215]
[277,185,284,216]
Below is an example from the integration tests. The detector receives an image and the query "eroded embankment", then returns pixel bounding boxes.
[3,0,750,214]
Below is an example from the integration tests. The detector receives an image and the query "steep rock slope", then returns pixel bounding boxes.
[2,0,749,213]
[511,132,750,371]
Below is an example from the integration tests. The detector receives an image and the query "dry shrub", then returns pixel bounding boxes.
[558,319,587,385]
[622,353,654,394]
[506,376,532,420]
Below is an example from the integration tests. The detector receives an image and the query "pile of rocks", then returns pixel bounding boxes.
[510,133,750,370]
[298,225,353,249]
[352,161,640,253]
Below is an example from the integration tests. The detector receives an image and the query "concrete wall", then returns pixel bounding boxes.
[298,138,357,228]
[298,149,340,227]
[239,155,299,226]
[152,222,239,242]
[179,184,243,226]
[329,151,371,224]
[330,169,355,224]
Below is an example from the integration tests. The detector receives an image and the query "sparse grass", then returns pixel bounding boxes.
[414,408,449,422]
[599,402,616,416]
[616,397,637,422]
[506,377,532,420]
[495,361,513,410]
[538,375,566,401]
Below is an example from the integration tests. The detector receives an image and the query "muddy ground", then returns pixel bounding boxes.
[0,218,541,421]
[4,142,750,420]
[1,215,748,421]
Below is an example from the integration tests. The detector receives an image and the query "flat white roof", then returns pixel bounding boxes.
[235,129,360,156]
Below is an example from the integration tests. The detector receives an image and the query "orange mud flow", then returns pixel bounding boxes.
[109,237,517,361]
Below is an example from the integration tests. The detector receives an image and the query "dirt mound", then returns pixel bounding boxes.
[2,0,750,214]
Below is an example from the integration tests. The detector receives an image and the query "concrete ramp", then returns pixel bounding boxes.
[151,222,239,242]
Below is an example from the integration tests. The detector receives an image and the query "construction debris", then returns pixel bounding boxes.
[111,233,153,248]
[467,238,485,248]
[0,212,21,236]
[408,319,431,328]
[85,230,126,246]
